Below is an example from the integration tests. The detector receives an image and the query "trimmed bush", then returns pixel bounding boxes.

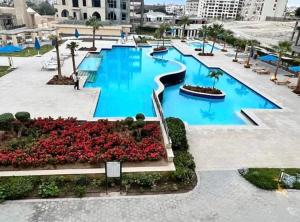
[171,151,196,184]
[74,185,86,197]
[0,177,36,200]
[125,117,134,126]
[243,168,279,190]
[166,117,188,151]
[135,113,145,120]
[15,112,31,122]
[0,113,15,131]
[38,181,60,198]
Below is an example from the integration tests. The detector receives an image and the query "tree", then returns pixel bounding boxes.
[219,30,233,52]
[271,41,292,80]
[244,39,260,68]
[26,1,56,15]
[293,74,300,94]
[207,70,223,89]
[207,23,224,54]
[233,39,246,62]
[155,23,170,48]
[85,17,103,49]
[179,16,190,40]
[66,41,79,75]
[295,7,300,17]
[49,35,62,80]
[199,25,209,53]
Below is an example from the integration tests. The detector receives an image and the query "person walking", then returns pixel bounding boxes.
[72,72,80,90]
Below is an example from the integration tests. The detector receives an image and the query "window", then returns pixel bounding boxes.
[83,12,88,19]
[72,0,79,7]
[92,12,101,19]
[62,0,66,5]
[108,0,117,8]
[73,12,77,18]
[121,2,126,10]
[108,11,117,20]
[61,9,69,17]
[92,0,101,7]
[122,13,126,20]
[83,0,86,6]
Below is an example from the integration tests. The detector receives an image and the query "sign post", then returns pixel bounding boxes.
[105,161,122,194]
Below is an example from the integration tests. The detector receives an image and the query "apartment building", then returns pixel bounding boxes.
[241,0,287,21]
[54,0,130,23]
[186,0,244,19]
[185,0,199,16]
[165,4,185,16]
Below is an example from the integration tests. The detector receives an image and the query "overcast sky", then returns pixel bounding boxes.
[145,0,300,7]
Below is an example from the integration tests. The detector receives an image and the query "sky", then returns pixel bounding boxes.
[145,0,300,7]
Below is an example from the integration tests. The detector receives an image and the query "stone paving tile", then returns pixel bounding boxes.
[0,171,300,222]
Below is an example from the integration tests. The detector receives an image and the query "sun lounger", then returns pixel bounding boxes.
[287,78,298,89]
[256,69,270,75]
[252,67,265,72]
[41,62,57,71]
[274,76,291,85]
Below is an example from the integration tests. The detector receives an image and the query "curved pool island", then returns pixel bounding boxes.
[180,85,226,99]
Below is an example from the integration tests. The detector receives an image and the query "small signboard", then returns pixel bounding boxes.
[105,161,122,194]
[106,161,121,178]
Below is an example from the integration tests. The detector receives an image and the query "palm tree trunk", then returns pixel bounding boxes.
[294,75,300,93]
[55,38,62,80]
[223,41,226,50]
[274,58,281,80]
[213,79,216,89]
[202,38,205,54]
[163,36,164,47]
[234,48,238,61]
[92,28,95,48]
[140,0,144,27]
[71,50,76,74]
[210,39,216,54]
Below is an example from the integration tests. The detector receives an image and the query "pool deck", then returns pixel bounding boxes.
[171,40,300,170]
[0,39,300,171]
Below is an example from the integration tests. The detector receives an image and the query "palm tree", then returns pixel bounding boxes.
[271,41,292,80]
[66,41,79,74]
[207,69,223,89]
[233,39,246,62]
[199,24,209,54]
[208,23,224,54]
[179,16,190,40]
[220,30,233,52]
[49,34,62,80]
[244,39,259,68]
[293,75,300,94]
[85,16,103,49]
[156,23,170,48]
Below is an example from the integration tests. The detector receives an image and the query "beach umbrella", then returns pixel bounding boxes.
[75,28,80,39]
[34,37,41,56]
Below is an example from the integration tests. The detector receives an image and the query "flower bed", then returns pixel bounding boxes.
[47,75,74,85]
[153,46,168,52]
[180,85,225,99]
[0,118,165,168]
[198,52,214,56]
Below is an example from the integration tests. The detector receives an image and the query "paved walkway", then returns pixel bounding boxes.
[0,170,299,222]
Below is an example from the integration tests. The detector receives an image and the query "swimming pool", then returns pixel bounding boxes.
[79,46,279,125]
[188,41,220,52]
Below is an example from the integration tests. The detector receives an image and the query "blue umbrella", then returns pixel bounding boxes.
[34,37,41,56]
[75,28,80,38]
[121,31,125,39]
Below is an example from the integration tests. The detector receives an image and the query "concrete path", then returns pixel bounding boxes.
[0,170,299,222]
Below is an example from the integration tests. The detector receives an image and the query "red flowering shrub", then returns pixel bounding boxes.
[0,118,165,168]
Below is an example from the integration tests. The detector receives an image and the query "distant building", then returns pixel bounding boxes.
[129,0,143,26]
[165,4,184,16]
[186,0,244,19]
[54,0,130,23]
[144,10,172,23]
[185,0,199,16]
[240,0,288,21]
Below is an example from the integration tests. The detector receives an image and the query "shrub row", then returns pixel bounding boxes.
[166,117,188,151]
[0,112,30,131]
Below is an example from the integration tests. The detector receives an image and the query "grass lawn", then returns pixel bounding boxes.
[0,66,11,78]
[243,168,300,190]
[0,45,54,57]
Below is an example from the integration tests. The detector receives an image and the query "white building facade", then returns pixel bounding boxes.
[54,0,130,23]
[165,4,185,16]
[241,0,288,21]
[185,0,199,16]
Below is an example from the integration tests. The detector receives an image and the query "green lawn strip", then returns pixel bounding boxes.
[0,45,54,57]
[0,66,11,78]
[243,168,300,190]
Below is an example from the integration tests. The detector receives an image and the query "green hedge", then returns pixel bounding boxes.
[0,113,15,131]
[15,112,31,122]
[243,168,280,190]
[166,117,188,151]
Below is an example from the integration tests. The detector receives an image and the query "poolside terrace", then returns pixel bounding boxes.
[0,38,300,172]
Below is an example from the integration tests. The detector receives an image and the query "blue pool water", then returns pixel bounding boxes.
[80,46,279,125]
[188,41,220,52]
